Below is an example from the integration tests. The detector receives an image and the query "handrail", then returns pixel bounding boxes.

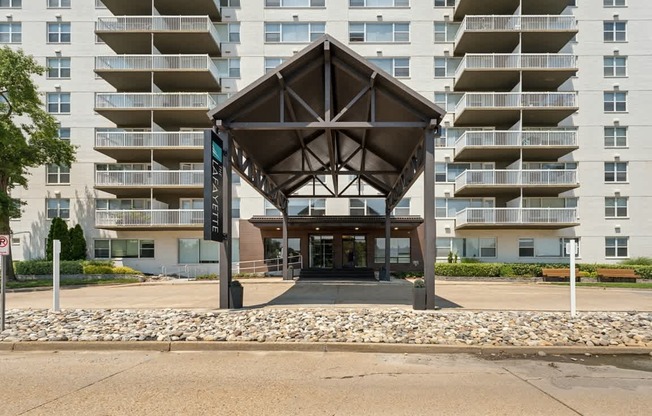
[94,92,227,109]
[95,54,220,81]
[454,130,577,152]
[161,255,305,278]
[95,131,204,148]
[456,208,578,226]
[455,169,578,189]
[455,92,577,115]
[456,15,578,44]
[234,254,304,275]
[95,170,203,186]
[455,53,577,81]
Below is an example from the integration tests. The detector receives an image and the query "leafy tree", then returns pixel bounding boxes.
[0,47,75,277]
[46,217,70,261]
[68,224,87,260]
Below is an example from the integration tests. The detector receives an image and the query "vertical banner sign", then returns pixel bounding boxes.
[204,129,224,242]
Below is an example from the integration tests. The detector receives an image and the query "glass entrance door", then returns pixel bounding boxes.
[310,235,333,268]
[342,235,367,268]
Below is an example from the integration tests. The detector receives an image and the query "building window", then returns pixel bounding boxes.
[216,58,240,78]
[368,57,409,77]
[604,0,626,6]
[265,57,287,73]
[350,0,409,7]
[46,164,70,184]
[46,57,71,78]
[97,199,151,210]
[47,92,71,113]
[604,162,628,182]
[58,127,71,140]
[288,198,326,216]
[604,126,627,147]
[178,238,219,263]
[604,91,627,112]
[604,56,627,77]
[434,22,457,42]
[264,238,301,260]
[47,22,71,43]
[435,198,494,218]
[433,57,460,78]
[228,23,240,43]
[95,0,106,8]
[434,92,462,112]
[605,197,628,218]
[350,199,385,215]
[605,237,628,258]
[266,0,325,6]
[518,238,535,257]
[374,238,410,264]
[434,0,454,6]
[94,239,155,259]
[0,0,21,8]
[265,22,325,43]
[349,22,409,43]
[231,172,240,184]
[220,0,241,6]
[435,162,492,183]
[393,198,410,216]
[232,198,240,218]
[603,20,626,42]
[0,22,21,43]
[46,198,70,219]
[265,200,280,216]
[48,0,70,7]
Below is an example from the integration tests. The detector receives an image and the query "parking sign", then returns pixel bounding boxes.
[0,235,9,256]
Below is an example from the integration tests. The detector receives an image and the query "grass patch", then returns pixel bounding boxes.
[7,278,141,290]
[549,282,652,289]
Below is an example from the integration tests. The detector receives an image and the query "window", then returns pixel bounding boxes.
[0,22,21,43]
[231,172,240,184]
[46,57,71,78]
[605,237,628,258]
[435,198,494,218]
[393,198,410,215]
[58,127,71,140]
[48,0,70,7]
[265,200,280,216]
[47,92,70,113]
[95,0,106,8]
[603,21,626,42]
[350,199,385,215]
[97,199,151,210]
[178,238,219,263]
[604,126,627,147]
[0,0,21,7]
[523,197,577,208]
[46,198,70,219]
[604,56,627,77]
[350,0,409,6]
[374,238,410,264]
[604,162,627,182]
[47,22,71,43]
[288,198,325,216]
[434,22,457,42]
[434,0,454,6]
[434,57,460,78]
[94,239,154,259]
[220,0,241,6]
[265,57,287,72]
[46,164,70,184]
[435,162,492,183]
[232,198,240,218]
[519,238,535,257]
[604,0,626,6]
[11,237,19,245]
[434,92,462,112]
[349,22,409,43]
[368,57,409,77]
[216,58,240,78]
[605,197,628,217]
[438,237,497,259]
[604,91,627,112]
[265,22,325,43]
[228,23,240,42]
[266,0,325,6]
[264,238,301,260]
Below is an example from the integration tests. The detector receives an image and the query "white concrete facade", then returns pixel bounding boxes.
[6,0,652,274]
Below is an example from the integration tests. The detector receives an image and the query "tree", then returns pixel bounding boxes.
[68,224,87,260]
[46,217,70,261]
[0,47,76,278]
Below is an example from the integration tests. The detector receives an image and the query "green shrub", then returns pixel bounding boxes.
[447,251,453,263]
[15,260,83,275]
[111,266,141,275]
[504,264,543,277]
[82,260,115,267]
[83,265,114,275]
[413,278,425,288]
[435,263,502,277]
[620,257,652,266]
[46,218,70,261]
[68,224,87,260]
[499,265,515,277]
[195,274,219,280]
[461,257,481,263]
[634,266,652,279]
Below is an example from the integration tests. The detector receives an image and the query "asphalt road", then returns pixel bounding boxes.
[0,351,651,415]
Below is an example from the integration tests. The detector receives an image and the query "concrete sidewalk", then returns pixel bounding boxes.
[5,279,652,311]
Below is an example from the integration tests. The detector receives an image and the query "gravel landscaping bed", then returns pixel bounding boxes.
[1,309,651,347]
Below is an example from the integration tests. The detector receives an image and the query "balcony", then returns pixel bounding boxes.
[95,16,222,56]
[100,0,221,20]
[95,55,221,92]
[454,92,578,127]
[95,209,203,231]
[95,170,203,197]
[454,54,577,91]
[455,170,578,197]
[454,130,578,162]
[454,16,578,55]
[94,93,227,127]
[454,0,571,20]
[95,131,204,162]
[456,208,578,230]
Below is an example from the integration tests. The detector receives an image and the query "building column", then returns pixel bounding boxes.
[219,129,232,309]
[424,128,436,309]
[282,211,289,279]
[383,205,391,281]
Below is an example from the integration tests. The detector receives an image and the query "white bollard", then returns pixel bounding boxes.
[53,240,60,312]
[569,239,577,318]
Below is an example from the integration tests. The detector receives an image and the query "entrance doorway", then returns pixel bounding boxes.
[342,235,367,268]
[310,235,333,268]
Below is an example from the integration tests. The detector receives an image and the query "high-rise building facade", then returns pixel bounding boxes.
[7,0,651,275]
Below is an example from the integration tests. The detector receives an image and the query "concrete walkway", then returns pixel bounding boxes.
[6,279,652,311]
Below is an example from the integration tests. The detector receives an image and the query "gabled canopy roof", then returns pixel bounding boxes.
[208,35,444,211]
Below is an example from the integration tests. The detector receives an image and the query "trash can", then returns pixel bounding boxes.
[229,280,243,309]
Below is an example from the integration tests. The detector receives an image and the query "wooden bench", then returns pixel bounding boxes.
[541,268,580,282]
[597,268,637,283]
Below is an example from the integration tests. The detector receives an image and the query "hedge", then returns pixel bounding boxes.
[429,263,652,278]
[15,260,83,275]
[82,265,115,275]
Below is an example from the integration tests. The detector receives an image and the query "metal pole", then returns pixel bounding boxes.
[384,206,391,281]
[1,255,6,332]
[424,127,437,310]
[218,129,232,309]
[53,239,60,312]
[282,211,289,279]
[569,239,577,317]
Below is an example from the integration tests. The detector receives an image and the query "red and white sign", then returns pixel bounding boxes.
[0,235,9,256]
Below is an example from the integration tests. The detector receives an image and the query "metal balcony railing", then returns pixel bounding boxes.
[96,16,220,41]
[95,131,204,148]
[95,170,203,187]
[456,208,578,227]
[95,209,203,227]
[95,55,220,80]
[455,92,577,115]
[455,15,578,44]
[95,93,227,110]
[454,53,577,81]
[455,169,578,189]
[454,130,577,154]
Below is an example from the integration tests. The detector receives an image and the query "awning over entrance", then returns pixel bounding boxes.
[249,215,424,230]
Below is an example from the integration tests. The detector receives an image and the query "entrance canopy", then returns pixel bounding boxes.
[208,35,444,212]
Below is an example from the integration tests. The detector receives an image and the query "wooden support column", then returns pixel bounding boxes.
[424,127,436,310]
[383,205,391,281]
[282,211,289,279]
[219,130,233,309]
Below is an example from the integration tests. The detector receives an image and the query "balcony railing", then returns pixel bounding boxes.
[456,170,578,189]
[456,208,578,227]
[455,15,578,44]
[454,130,577,153]
[95,170,203,187]
[96,16,220,40]
[455,54,577,81]
[95,55,219,80]
[95,131,204,148]
[95,209,203,227]
[455,92,577,115]
[95,93,227,110]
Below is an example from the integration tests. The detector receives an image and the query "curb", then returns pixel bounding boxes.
[1,341,650,355]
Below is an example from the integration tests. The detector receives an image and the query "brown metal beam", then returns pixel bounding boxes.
[226,121,429,130]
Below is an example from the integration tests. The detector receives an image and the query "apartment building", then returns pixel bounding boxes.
[6,0,652,275]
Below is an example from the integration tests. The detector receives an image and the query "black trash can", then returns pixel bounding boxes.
[229,280,243,309]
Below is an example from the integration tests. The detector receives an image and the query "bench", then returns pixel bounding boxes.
[596,268,637,283]
[541,268,580,282]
